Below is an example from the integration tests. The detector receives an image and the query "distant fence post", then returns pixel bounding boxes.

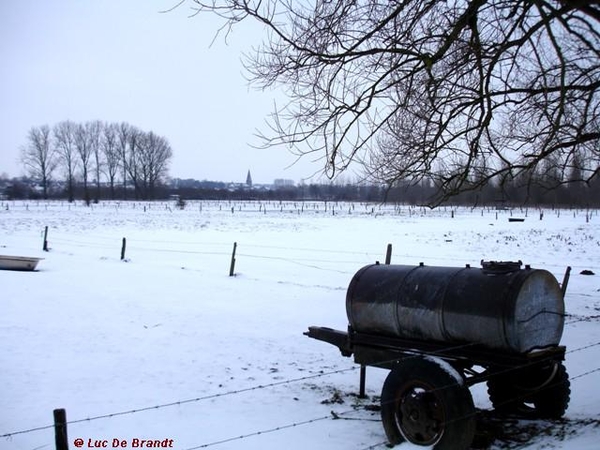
[53,408,69,450]
[385,244,392,265]
[229,242,237,276]
[43,226,49,252]
[121,238,127,260]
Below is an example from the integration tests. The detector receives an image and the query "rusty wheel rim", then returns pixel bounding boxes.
[395,381,445,445]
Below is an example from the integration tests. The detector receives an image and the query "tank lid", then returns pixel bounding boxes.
[481,260,522,274]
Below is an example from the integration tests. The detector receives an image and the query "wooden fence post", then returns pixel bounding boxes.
[121,238,127,260]
[53,408,69,450]
[385,244,392,265]
[43,226,49,252]
[229,242,237,276]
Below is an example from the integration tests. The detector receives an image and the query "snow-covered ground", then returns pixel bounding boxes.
[1,200,599,450]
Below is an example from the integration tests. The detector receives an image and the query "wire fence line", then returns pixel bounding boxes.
[184,407,383,450]
[3,338,600,442]
[0,365,358,439]
[35,231,599,312]
[3,332,595,439]
[33,228,600,277]
[183,360,600,450]
[6,199,594,278]
[183,415,333,450]
[0,199,425,217]
[3,199,598,213]
[33,230,599,322]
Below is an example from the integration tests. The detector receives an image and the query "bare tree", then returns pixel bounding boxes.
[149,134,173,195]
[87,120,103,202]
[184,0,600,204]
[102,122,120,199]
[116,122,131,199]
[53,120,79,202]
[126,125,142,199]
[136,131,173,199]
[20,125,56,199]
[75,122,93,204]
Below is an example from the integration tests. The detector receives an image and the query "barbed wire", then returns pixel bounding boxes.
[24,228,600,276]
[183,415,332,449]
[3,199,596,209]
[0,339,520,439]
[183,362,600,450]
[570,366,600,381]
[237,252,355,273]
[28,201,589,215]
[8,201,595,275]
[16,231,600,281]
[4,336,599,443]
[1,354,599,445]
[565,340,600,354]
[0,365,358,439]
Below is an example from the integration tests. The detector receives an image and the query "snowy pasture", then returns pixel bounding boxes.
[1,200,599,450]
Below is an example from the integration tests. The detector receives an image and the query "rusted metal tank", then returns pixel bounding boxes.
[346,261,565,354]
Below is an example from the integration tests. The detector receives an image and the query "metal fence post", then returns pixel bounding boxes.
[54,408,69,450]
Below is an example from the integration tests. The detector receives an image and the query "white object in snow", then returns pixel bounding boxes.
[0,255,43,271]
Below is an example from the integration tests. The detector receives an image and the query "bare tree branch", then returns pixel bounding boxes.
[179,0,600,205]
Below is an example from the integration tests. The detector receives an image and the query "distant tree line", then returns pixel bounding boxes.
[18,121,173,203]
[170,179,386,203]
[2,171,599,208]
[0,171,600,208]
[167,175,600,208]
[385,175,600,209]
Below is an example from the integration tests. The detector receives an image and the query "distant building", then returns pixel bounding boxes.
[246,170,253,188]
[273,179,295,188]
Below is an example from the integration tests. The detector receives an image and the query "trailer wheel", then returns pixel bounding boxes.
[487,362,570,419]
[531,362,570,419]
[380,356,476,449]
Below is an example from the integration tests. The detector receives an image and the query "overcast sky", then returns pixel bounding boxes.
[0,0,324,185]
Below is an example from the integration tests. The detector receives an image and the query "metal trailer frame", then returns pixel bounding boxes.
[305,325,569,449]
[305,325,566,385]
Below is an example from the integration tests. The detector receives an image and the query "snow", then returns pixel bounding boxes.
[422,355,465,387]
[1,200,599,450]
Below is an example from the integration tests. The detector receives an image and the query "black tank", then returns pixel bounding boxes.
[346,261,565,354]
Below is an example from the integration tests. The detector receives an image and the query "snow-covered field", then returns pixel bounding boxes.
[1,200,599,450]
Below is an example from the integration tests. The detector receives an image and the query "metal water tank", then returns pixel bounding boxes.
[345,261,565,354]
